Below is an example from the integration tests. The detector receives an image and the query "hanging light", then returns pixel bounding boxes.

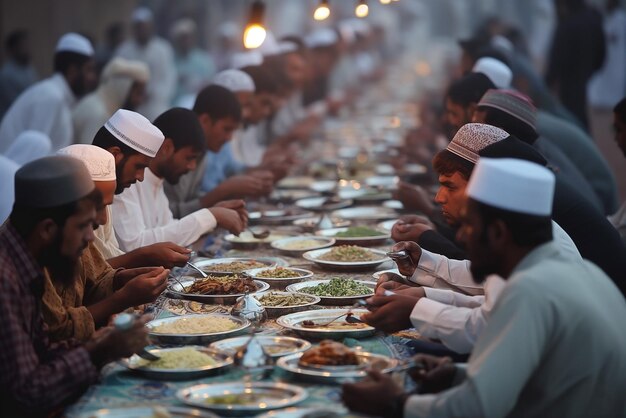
[314,0,331,21]
[243,1,267,49]
[380,0,391,4]
[355,0,369,18]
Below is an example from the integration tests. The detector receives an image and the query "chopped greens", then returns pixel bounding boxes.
[334,226,384,237]
[299,278,373,297]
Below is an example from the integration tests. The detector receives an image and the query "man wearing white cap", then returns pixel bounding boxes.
[92,109,192,268]
[343,158,626,418]
[115,7,176,120]
[0,32,97,153]
[73,57,150,143]
[472,57,513,89]
[43,144,168,342]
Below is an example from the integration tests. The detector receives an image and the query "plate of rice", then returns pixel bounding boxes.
[147,314,250,345]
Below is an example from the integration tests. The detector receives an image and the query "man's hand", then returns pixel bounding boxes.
[86,314,152,367]
[409,354,457,394]
[361,292,420,333]
[117,267,169,307]
[389,241,423,277]
[113,266,163,290]
[375,271,408,291]
[215,199,248,224]
[142,242,190,268]
[209,207,245,235]
[393,182,435,216]
[223,173,274,198]
[342,370,406,418]
[391,215,435,242]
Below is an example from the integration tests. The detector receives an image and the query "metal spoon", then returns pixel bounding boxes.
[247,227,271,239]
[186,261,208,278]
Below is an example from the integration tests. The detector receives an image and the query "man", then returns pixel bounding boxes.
[443,72,495,137]
[115,7,176,120]
[0,30,38,118]
[92,108,191,268]
[112,107,246,251]
[43,144,168,342]
[73,57,149,143]
[344,158,626,418]
[609,97,626,243]
[0,32,96,153]
[0,156,151,416]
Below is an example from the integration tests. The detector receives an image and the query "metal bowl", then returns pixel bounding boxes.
[270,236,336,257]
[302,248,390,272]
[167,278,270,305]
[147,314,250,345]
[210,336,311,358]
[315,227,390,247]
[190,257,278,275]
[286,280,375,306]
[243,267,314,288]
[276,309,376,340]
[252,291,321,318]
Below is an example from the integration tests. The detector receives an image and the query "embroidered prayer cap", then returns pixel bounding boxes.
[467,157,555,216]
[55,33,94,57]
[104,109,164,158]
[446,123,510,164]
[231,51,264,69]
[57,144,116,182]
[212,69,256,93]
[478,89,537,132]
[472,57,512,88]
[15,156,95,208]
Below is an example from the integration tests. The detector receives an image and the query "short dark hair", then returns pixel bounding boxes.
[10,189,98,237]
[614,97,626,123]
[53,51,91,74]
[477,106,539,144]
[193,84,241,122]
[446,73,495,108]
[153,107,206,153]
[241,65,280,95]
[6,30,27,52]
[92,125,140,157]
[474,200,553,247]
[432,149,474,180]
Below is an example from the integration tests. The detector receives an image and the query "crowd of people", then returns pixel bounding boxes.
[0,1,625,417]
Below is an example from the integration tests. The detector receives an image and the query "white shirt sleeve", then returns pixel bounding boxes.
[404,379,485,418]
[409,249,484,295]
[410,277,506,353]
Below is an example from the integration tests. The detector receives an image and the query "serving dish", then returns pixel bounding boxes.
[147,314,250,345]
[315,227,390,247]
[210,335,311,358]
[167,278,270,305]
[270,236,335,257]
[251,291,321,317]
[276,309,375,339]
[331,207,397,221]
[302,247,389,271]
[243,267,314,288]
[286,279,375,306]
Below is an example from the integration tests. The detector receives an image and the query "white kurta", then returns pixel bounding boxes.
[404,241,626,418]
[409,221,580,353]
[93,205,124,259]
[111,168,216,251]
[115,38,176,121]
[230,126,265,167]
[0,74,75,153]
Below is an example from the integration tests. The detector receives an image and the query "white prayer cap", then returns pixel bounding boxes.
[278,41,298,55]
[132,7,154,23]
[305,28,338,49]
[447,123,510,164]
[258,32,280,57]
[472,57,512,88]
[104,109,164,158]
[57,144,116,181]
[5,131,52,165]
[101,57,150,83]
[231,51,264,69]
[467,157,555,216]
[212,69,256,93]
[55,33,94,57]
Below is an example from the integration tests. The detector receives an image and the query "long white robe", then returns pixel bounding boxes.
[111,168,216,251]
[93,206,124,259]
[405,241,626,417]
[0,74,75,153]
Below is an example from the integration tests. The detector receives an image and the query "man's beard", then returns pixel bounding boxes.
[40,232,80,286]
[115,157,130,194]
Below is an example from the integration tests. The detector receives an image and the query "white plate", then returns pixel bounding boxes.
[286,280,375,305]
[271,236,336,256]
[147,314,251,345]
[78,406,219,418]
[302,247,389,271]
[224,232,290,248]
[364,176,399,189]
[295,197,353,211]
[382,200,404,210]
[210,336,311,358]
[176,382,308,416]
[276,309,375,339]
[277,176,315,189]
[376,219,398,233]
[331,207,397,221]
[293,217,351,232]
[122,346,232,380]
[270,189,319,201]
[191,257,278,274]
[375,164,395,175]
[168,278,270,305]
[316,227,390,246]
[310,180,337,193]
[243,267,314,289]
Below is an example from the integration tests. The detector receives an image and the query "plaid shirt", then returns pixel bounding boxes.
[0,223,99,416]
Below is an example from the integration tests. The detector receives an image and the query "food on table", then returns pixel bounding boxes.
[255,292,314,307]
[279,239,328,250]
[151,316,239,334]
[206,261,267,273]
[204,393,265,405]
[333,226,385,237]
[318,245,382,262]
[185,275,258,295]
[299,340,360,366]
[134,347,216,369]
[300,317,369,330]
[228,231,286,243]
[298,278,374,297]
[230,342,299,356]
[254,267,303,279]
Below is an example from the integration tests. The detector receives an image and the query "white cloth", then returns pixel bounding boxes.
[4,130,51,165]
[0,74,75,153]
[111,168,217,251]
[404,241,626,418]
[229,126,265,167]
[93,205,124,259]
[115,38,176,121]
[0,156,19,224]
